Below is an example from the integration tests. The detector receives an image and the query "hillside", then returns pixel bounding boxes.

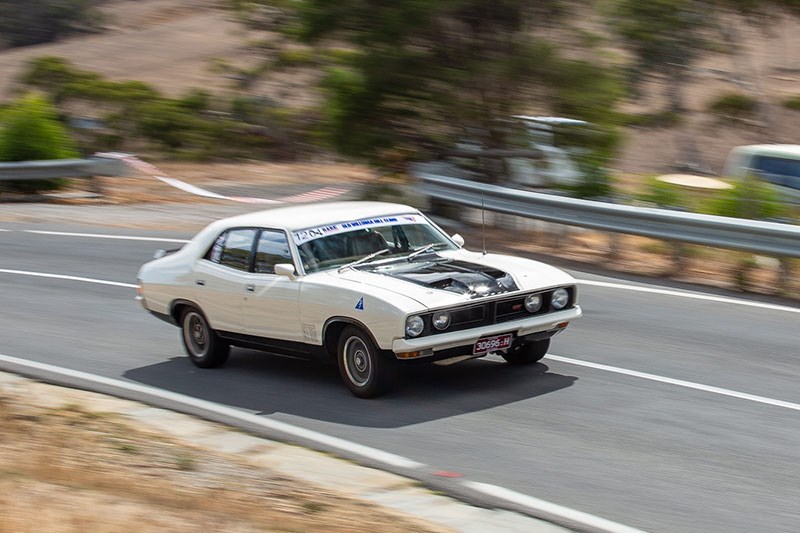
[1,0,799,176]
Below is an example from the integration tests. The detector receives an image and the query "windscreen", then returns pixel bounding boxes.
[293,215,457,273]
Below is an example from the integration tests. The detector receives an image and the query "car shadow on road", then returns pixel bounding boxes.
[123,348,577,428]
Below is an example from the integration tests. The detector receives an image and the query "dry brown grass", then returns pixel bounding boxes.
[0,393,445,533]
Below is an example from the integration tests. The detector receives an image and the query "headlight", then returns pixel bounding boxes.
[432,310,450,330]
[551,288,569,310]
[524,293,542,313]
[405,315,424,337]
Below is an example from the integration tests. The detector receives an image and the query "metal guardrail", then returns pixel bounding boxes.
[412,162,800,258]
[0,155,128,181]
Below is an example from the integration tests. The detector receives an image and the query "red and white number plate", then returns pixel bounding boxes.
[473,333,513,355]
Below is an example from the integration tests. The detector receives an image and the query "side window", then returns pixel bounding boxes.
[206,228,256,271]
[254,229,292,274]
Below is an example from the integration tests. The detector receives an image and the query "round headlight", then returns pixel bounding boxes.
[551,288,569,310]
[432,311,451,330]
[405,315,424,337]
[524,294,543,313]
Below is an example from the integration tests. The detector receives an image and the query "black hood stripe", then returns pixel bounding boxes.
[367,259,518,298]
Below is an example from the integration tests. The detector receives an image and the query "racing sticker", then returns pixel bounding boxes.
[355,297,365,311]
[293,214,424,245]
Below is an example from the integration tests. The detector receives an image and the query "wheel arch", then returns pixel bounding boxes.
[322,317,384,361]
[170,298,203,325]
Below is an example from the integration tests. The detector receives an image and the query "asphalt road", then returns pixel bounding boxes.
[1,219,798,532]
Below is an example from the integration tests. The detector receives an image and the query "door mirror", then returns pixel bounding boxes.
[451,233,465,248]
[274,263,297,280]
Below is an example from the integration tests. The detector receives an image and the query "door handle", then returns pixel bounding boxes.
[195,280,205,286]
[245,284,255,292]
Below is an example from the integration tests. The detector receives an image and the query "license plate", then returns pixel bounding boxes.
[473,333,513,355]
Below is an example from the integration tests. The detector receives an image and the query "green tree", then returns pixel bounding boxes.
[282,0,621,170]
[609,0,710,114]
[0,0,104,48]
[0,93,78,193]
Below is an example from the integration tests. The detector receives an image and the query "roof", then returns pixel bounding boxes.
[729,144,800,157]
[218,201,422,232]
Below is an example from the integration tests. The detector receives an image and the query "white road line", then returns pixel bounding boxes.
[0,269,137,288]
[0,229,11,232]
[23,230,189,243]
[0,353,422,469]
[464,482,646,533]
[577,279,800,314]
[547,354,800,412]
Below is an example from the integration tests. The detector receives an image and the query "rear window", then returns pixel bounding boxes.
[205,228,257,271]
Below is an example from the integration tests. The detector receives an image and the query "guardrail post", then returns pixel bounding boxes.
[607,233,621,261]
[778,258,792,294]
[669,242,688,276]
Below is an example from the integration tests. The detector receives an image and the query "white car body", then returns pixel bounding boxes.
[137,201,582,397]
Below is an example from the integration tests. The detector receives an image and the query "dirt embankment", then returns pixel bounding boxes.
[0,380,448,533]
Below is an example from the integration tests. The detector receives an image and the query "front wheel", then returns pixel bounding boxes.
[337,326,395,398]
[180,308,230,368]
[501,338,550,365]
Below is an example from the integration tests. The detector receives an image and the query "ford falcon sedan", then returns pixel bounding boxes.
[137,201,582,398]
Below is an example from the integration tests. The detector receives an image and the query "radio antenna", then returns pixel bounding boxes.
[481,192,487,255]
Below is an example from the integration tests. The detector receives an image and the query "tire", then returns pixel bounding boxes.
[337,326,395,398]
[180,307,230,368]
[501,338,550,365]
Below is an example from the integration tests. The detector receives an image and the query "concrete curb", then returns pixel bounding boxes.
[0,363,573,533]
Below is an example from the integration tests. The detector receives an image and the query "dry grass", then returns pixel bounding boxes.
[0,393,445,533]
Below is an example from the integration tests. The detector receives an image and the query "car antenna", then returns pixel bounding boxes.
[481,191,487,255]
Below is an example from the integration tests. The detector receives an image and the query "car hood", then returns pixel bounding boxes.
[333,249,575,309]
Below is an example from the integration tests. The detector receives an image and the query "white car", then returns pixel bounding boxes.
[137,201,582,398]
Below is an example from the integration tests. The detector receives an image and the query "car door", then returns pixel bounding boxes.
[242,229,302,342]
[193,227,257,333]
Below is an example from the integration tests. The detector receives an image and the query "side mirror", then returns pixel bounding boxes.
[451,233,465,248]
[274,263,297,280]
[153,249,167,259]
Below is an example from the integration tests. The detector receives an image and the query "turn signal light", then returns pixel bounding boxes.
[556,322,569,329]
[397,351,421,359]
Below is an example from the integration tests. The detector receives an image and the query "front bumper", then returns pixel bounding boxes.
[391,305,581,356]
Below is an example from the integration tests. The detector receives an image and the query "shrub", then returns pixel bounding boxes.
[276,47,317,67]
[707,93,757,118]
[782,95,800,110]
[637,177,686,208]
[702,176,787,220]
[0,93,78,193]
[564,152,614,199]
[623,111,682,128]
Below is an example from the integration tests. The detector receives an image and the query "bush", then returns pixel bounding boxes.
[702,177,787,220]
[0,93,78,193]
[782,95,800,111]
[276,48,317,67]
[0,0,105,48]
[637,177,686,208]
[623,111,682,128]
[564,153,614,199]
[707,93,758,118]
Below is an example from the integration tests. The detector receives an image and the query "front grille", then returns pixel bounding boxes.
[412,286,574,338]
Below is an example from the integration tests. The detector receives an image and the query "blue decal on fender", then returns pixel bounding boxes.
[355,297,364,311]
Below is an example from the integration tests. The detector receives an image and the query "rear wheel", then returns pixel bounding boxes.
[180,308,229,368]
[337,326,395,398]
[501,338,550,365]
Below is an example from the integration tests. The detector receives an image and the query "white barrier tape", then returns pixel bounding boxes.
[97,152,349,205]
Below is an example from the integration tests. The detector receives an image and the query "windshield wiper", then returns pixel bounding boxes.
[337,248,390,272]
[406,242,440,261]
